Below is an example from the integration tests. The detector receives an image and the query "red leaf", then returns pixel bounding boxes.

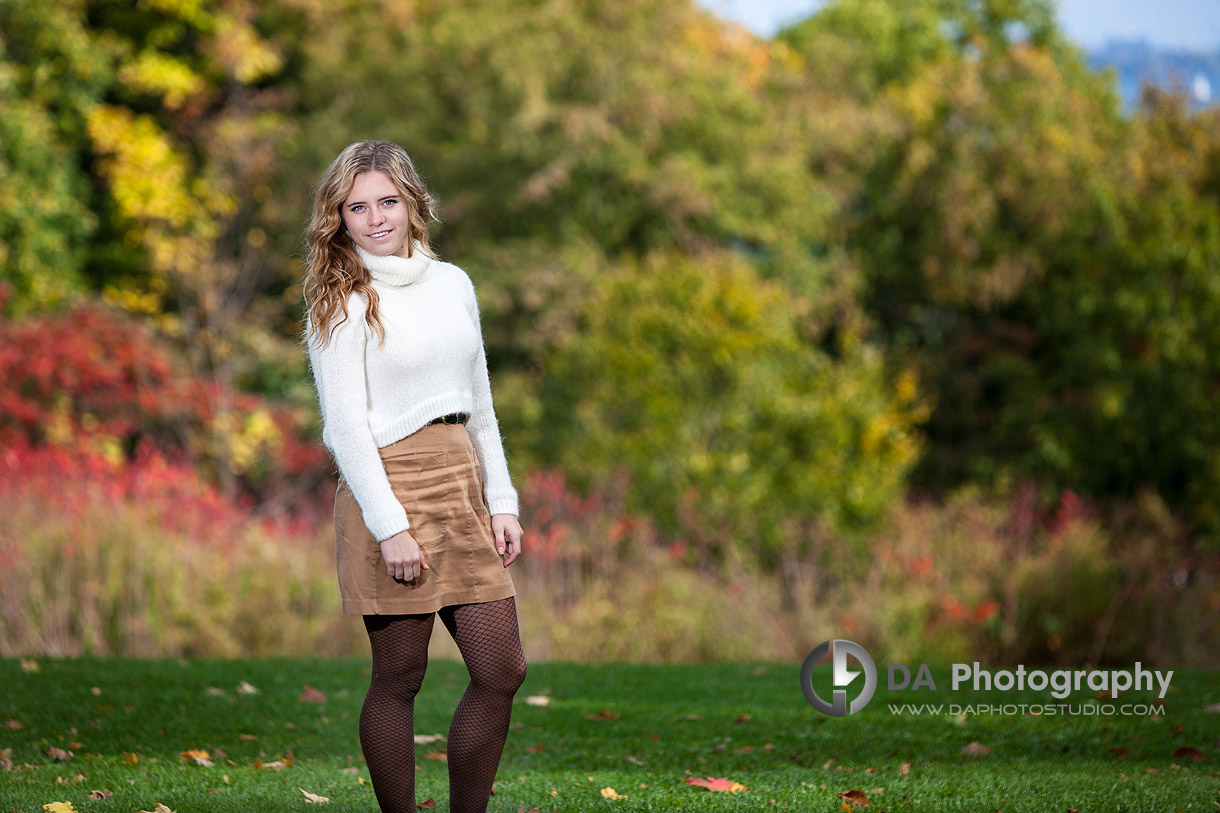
[837,789,870,808]
[300,686,327,704]
[684,776,747,792]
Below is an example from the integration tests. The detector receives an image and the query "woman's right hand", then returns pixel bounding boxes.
[379,530,428,581]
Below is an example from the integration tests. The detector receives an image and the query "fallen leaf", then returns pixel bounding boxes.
[47,747,72,762]
[735,713,752,723]
[684,776,747,792]
[255,759,292,769]
[299,787,329,803]
[122,753,139,765]
[424,750,447,762]
[239,734,257,741]
[20,658,39,673]
[525,744,545,754]
[417,799,436,809]
[600,787,626,800]
[180,749,213,767]
[961,742,991,756]
[236,681,260,695]
[7,720,22,729]
[138,805,176,813]
[300,686,327,704]
[42,804,76,812]
[1172,747,1205,761]
[588,710,619,720]
[837,789,870,808]
[624,755,645,765]
[88,790,113,800]
[524,695,550,707]
[414,734,445,744]
[206,687,226,697]
[1108,748,1132,756]
[56,773,85,783]
[900,762,911,775]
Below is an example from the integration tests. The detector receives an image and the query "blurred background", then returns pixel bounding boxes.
[1,0,1217,668]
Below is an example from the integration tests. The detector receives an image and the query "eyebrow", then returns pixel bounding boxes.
[345,194,398,209]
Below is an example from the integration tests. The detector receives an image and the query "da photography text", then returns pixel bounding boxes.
[801,639,1174,717]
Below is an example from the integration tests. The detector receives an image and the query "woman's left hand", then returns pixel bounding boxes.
[491,514,523,567]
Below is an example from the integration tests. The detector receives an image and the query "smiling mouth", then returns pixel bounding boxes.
[369,230,392,238]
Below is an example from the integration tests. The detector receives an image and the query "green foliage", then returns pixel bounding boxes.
[532,249,925,568]
[790,0,1220,538]
[0,0,114,315]
[287,0,841,305]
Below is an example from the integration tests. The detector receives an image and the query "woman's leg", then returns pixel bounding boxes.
[360,613,435,813]
[437,596,528,813]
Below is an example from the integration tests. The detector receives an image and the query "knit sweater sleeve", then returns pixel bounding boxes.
[306,294,410,541]
[458,272,520,517]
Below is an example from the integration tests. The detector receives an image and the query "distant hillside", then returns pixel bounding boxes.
[1087,39,1220,111]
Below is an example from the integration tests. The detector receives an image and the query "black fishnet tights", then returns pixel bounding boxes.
[360,596,527,813]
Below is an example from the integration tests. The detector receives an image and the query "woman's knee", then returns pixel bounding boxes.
[373,659,429,697]
[469,650,527,693]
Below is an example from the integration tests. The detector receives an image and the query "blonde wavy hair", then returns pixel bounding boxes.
[302,140,439,349]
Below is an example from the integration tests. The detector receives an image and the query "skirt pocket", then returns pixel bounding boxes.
[371,449,450,593]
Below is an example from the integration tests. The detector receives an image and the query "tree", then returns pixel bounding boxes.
[532,249,926,592]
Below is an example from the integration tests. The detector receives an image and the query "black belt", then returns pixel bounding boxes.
[427,412,469,426]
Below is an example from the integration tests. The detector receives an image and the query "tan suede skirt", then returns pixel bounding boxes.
[333,422,516,615]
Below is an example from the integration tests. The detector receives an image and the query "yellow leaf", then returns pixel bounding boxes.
[299,787,329,803]
[43,804,77,813]
[179,748,213,766]
[600,787,627,800]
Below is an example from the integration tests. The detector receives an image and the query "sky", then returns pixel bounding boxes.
[696,0,1220,51]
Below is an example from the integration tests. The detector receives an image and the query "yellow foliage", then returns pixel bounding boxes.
[86,105,197,232]
[103,283,165,316]
[218,408,284,474]
[118,51,205,108]
[211,12,283,84]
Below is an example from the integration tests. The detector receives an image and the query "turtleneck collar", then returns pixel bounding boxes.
[357,242,434,287]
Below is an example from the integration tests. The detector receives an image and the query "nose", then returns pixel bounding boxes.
[366,206,386,228]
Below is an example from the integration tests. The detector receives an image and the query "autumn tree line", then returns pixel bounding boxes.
[3,0,1219,639]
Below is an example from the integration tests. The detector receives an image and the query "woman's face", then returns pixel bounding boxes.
[341,170,413,258]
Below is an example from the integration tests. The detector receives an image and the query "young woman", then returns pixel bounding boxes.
[301,140,527,813]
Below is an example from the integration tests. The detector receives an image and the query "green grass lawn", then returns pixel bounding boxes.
[1,657,1217,812]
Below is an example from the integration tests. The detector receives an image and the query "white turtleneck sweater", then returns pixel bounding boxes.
[306,242,519,542]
